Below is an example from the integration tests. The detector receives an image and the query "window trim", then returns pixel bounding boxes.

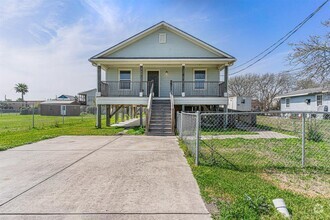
[118,69,132,90]
[285,98,290,108]
[316,94,323,106]
[193,68,207,90]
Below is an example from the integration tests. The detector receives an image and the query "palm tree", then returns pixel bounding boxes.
[14,83,29,101]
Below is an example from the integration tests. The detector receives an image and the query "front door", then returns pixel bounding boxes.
[147,71,159,97]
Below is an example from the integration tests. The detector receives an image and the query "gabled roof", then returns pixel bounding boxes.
[277,87,330,98]
[78,88,97,95]
[89,21,235,62]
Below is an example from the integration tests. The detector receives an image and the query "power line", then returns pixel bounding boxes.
[230,0,329,76]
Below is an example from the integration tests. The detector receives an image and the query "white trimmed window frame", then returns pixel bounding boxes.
[118,69,132,90]
[316,94,323,106]
[285,98,290,108]
[193,69,207,90]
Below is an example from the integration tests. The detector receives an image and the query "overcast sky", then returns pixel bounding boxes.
[0,0,329,100]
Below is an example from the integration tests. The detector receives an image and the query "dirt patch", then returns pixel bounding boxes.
[261,172,330,198]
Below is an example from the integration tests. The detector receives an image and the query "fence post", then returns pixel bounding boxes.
[301,112,306,167]
[32,104,35,128]
[195,111,200,165]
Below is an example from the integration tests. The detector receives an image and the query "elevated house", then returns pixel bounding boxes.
[78,89,97,106]
[89,21,236,135]
[278,87,330,112]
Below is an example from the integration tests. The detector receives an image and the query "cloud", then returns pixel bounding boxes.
[0,0,44,22]
[0,0,141,100]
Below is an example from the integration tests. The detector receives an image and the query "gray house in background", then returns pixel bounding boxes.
[78,89,96,106]
[278,87,330,112]
[89,21,236,135]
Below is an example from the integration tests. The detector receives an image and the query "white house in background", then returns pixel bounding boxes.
[228,96,252,111]
[89,21,236,135]
[277,87,330,112]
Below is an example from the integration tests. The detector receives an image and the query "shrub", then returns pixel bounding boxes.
[306,119,323,142]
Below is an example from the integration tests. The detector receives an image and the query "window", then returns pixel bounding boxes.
[194,70,206,89]
[241,98,246,104]
[159,33,166,43]
[285,98,290,107]
[119,70,131,89]
[316,94,323,106]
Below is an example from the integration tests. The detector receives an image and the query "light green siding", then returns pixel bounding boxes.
[106,28,218,58]
[106,66,219,97]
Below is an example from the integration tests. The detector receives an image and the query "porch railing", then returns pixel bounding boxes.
[100,81,153,97]
[170,81,225,97]
[145,82,154,134]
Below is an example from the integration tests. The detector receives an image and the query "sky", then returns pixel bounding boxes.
[0,0,329,100]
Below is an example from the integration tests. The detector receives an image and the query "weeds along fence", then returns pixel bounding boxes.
[177,111,330,172]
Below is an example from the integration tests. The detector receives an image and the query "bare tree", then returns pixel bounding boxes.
[229,73,293,111]
[288,20,330,82]
[254,73,292,111]
[228,73,257,97]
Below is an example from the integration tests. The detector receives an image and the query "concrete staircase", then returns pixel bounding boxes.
[148,100,174,136]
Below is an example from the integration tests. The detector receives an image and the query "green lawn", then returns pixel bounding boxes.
[0,114,143,151]
[180,140,330,219]
[201,127,257,136]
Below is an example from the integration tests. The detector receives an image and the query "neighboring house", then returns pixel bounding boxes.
[228,96,251,112]
[89,21,236,135]
[40,100,81,116]
[277,87,330,112]
[57,94,76,101]
[78,89,96,106]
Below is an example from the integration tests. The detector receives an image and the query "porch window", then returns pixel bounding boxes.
[119,70,131,89]
[194,70,206,89]
[285,98,290,107]
[316,94,323,106]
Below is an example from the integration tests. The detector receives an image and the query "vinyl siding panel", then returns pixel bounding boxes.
[107,28,219,58]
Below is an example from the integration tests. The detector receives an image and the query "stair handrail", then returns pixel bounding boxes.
[170,92,175,133]
[146,81,154,134]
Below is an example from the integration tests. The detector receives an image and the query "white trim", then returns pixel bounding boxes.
[90,58,235,65]
[118,69,132,90]
[96,97,148,105]
[316,94,323,106]
[146,69,160,97]
[193,68,207,90]
[174,97,228,105]
[285,98,290,108]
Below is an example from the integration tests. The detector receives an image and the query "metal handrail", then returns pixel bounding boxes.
[100,81,153,97]
[170,92,175,133]
[146,81,154,133]
[171,81,225,97]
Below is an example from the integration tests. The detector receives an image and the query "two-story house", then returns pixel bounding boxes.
[89,21,236,135]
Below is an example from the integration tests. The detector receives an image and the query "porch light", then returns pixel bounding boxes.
[165,70,168,76]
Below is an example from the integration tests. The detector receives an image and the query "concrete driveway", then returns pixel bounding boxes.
[0,136,210,219]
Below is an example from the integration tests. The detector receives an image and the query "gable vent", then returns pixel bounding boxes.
[159,33,166,44]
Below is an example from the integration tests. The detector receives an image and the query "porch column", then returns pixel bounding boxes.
[140,64,143,94]
[224,65,228,97]
[182,64,185,94]
[115,106,119,124]
[139,105,143,127]
[96,64,102,128]
[121,105,125,122]
[106,105,110,126]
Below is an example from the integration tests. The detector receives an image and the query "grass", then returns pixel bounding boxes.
[201,127,257,136]
[180,140,330,219]
[200,138,330,171]
[0,114,145,151]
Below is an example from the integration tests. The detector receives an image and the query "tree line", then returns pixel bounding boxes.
[229,20,329,111]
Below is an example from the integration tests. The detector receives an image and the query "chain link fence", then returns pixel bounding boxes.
[178,111,330,172]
